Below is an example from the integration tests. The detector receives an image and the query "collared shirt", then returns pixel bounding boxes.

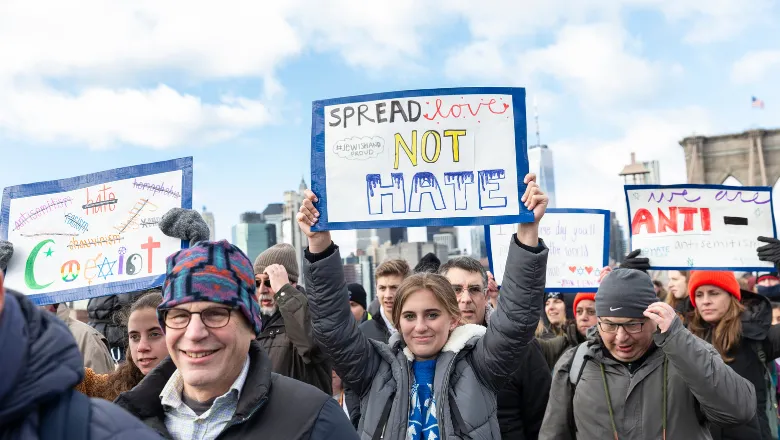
[379,306,397,335]
[160,356,251,440]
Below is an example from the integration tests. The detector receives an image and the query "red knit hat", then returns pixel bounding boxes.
[573,292,596,316]
[687,270,741,308]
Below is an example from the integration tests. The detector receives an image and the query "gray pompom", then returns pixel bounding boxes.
[159,208,210,246]
[0,240,13,272]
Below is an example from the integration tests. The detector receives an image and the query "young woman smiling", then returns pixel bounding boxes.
[688,270,780,440]
[297,174,549,439]
[76,291,168,400]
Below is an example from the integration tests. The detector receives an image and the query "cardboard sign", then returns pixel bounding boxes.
[486,209,610,292]
[624,184,776,270]
[1,158,193,304]
[310,87,533,230]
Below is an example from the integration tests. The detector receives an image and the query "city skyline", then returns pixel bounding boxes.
[0,2,778,245]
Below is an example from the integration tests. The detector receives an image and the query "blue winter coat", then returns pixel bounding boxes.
[0,289,161,439]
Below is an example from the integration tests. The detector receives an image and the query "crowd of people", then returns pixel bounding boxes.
[2,173,780,439]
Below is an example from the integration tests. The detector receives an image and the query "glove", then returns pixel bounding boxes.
[159,208,211,246]
[619,249,650,273]
[0,240,13,272]
[757,236,780,267]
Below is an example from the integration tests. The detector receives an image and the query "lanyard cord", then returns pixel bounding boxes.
[599,356,668,440]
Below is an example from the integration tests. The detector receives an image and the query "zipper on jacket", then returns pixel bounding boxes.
[436,353,460,438]
[218,396,269,438]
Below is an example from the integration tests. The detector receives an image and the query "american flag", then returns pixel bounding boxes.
[752,96,765,109]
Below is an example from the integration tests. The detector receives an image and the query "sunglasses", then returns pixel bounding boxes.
[255,279,272,288]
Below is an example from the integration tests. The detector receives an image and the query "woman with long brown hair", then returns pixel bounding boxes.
[688,270,780,440]
[666,269,694,323]
[76,290,167,400]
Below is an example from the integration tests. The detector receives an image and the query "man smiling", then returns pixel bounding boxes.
[115,239,357,440]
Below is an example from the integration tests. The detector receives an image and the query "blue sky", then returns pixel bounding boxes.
[0,0,778,245]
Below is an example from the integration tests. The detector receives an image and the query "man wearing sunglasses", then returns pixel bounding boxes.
[540,268,757,440]
[253,243,332,395]
[440,257,551,440]
[115,240,357,440]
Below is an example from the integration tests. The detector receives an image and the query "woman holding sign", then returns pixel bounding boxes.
[688,270,780,440]
[297,174,548,440]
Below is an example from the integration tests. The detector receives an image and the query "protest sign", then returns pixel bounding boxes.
[1,157,193,305]
[624,184,776,270]
[310,87,532,231]
[486,209,610,292]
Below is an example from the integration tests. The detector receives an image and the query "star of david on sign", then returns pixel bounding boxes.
[576,268,584,276]
[97,257,117,280]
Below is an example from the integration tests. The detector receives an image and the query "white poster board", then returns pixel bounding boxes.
[624,184,776,270]
[1,158,193,304]
[310,87,533,230]
[486,209,610,292]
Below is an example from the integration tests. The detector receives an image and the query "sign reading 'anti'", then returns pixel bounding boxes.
[625,184,776,270]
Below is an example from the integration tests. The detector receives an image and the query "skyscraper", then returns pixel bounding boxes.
[231,212,276,264]
[262,203,285,244]
[470,227,486,259]
[201,206,216,241]
[609,211,627,266]
[641,160,661,185]
[527,144,557,208]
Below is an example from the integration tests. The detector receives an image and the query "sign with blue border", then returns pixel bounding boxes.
[310,87,533,230]
[1,157,193,305]
[624,184,776,271]
[486,208,611,292]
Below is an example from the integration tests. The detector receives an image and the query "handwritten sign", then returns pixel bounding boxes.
[0,158,193,305]
[624,184,776,270]
[485,209,610,292]
[310,87,532,230]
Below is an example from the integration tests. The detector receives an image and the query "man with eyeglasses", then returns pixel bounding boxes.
[253,243,332,395]
[115,240,358,440]
[440,256,551,440]
[540,268,757,440]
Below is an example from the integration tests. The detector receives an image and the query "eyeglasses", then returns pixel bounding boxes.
[452,284,486,296]
[597,320,645,334]
[255,279,272,289]
[162,307,234,329]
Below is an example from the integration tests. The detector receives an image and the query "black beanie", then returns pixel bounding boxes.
[595,268,656,318]
[414,253,441,274]
[347,283,368,310]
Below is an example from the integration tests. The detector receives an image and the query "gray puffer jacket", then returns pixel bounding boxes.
[305,237,547,440]
[539,317,757,440]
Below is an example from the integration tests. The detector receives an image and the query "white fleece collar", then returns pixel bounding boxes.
[402,324,487,361]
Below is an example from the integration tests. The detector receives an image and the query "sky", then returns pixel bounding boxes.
[1,0,779,250]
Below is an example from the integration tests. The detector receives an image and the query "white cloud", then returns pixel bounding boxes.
[731,49,780,84]
[446,23,661,107]
[0,84,271,149]
[552,106,712,221]
[629,0,776,43]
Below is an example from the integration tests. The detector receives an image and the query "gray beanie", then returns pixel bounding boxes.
[0,240,13,272]
[253,243,299,283]
[159,208,211,246]
[595,268,656,318]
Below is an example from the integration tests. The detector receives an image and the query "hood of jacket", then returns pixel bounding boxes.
[739,289,771,340]
[0,290,84,424]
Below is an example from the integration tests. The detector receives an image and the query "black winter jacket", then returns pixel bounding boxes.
[115,341,358,440]
[87,292,144,361]
[700,290,780,440]
[1,290,160,440]
[257,284,333,395]
[497,338,551,440]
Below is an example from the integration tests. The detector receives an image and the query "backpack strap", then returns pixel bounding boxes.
[568,343,589,387]
[448,387,472,439]
[38,390,91,440]
[372,392,395,440]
